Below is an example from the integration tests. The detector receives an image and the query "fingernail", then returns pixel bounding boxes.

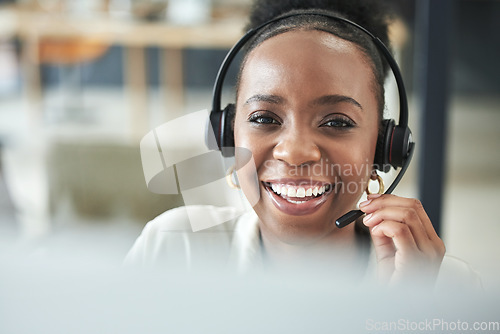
[367,194,382,199]
[363,213,372,224]
[359,199,372,208]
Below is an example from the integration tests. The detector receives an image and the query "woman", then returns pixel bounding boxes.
[126,0,480,289]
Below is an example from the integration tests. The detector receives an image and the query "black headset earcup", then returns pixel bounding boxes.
[389,125,412,168]
[206,110,220,152]
[374,119,394,172]
[220,103,235,157]
[374,119,412,171]
[206,104,235,157]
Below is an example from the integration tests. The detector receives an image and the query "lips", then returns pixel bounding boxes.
[262,180,333,215]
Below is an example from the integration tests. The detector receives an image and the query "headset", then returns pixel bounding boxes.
[206,11,415,228]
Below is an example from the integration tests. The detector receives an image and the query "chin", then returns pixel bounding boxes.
[253,203,343,246]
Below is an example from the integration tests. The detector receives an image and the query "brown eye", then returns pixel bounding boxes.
[320,116,355,129]
[248,112,281,125]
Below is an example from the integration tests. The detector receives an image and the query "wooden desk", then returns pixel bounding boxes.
[4,7,245,137]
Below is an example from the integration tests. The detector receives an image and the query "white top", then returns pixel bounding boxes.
[125,205,482,290]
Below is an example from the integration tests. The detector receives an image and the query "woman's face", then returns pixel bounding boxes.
[234,30,379,245]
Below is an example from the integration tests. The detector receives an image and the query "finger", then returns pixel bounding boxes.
[370,225,396,262]
[370,220,419,257]
[369,231,396,282]
[363,206,432,253]
[360,194,440,242]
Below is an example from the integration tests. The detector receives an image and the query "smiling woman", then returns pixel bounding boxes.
[234,29,378,246]
[125,0,481,290]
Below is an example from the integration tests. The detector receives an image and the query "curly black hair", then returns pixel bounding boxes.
[247,0,394,48]
[237,0,396,120]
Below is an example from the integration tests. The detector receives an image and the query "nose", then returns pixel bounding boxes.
[273,127,322,166]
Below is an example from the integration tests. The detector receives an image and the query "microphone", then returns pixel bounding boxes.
[335,143,415,228]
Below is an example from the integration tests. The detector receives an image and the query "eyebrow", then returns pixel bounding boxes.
[243,93,363,110]
[244,94,284,105]
[311,95,363,111]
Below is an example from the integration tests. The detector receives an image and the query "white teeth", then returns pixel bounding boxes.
[281,186,287,195]
[269,183,330,199]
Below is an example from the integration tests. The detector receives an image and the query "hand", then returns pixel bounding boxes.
[359,194,445,286]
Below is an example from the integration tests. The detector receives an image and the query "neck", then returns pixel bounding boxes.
[259,221,364,273]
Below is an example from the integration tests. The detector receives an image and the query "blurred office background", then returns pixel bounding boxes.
[0,0,499,289]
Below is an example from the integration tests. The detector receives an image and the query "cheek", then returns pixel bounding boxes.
[337,146,372,192]
[234,148,260,208]
[233,114,247,150]
[233,115,266,208]
[233,112,271,166]
[330,129,378,191]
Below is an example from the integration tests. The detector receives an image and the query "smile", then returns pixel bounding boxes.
[266,182,331,201]
[262,181,333,215]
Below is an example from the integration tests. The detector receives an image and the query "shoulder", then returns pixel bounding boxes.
[435,255,483,291]
[363,251,483,291]
[140,205,243,233]
[123,205,245,268]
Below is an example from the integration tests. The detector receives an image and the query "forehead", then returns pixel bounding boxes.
[248,28,359,58]
[238,29,376,103]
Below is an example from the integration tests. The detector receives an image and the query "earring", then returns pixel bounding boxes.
[366,173,385,195]
[225,164,240,189]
